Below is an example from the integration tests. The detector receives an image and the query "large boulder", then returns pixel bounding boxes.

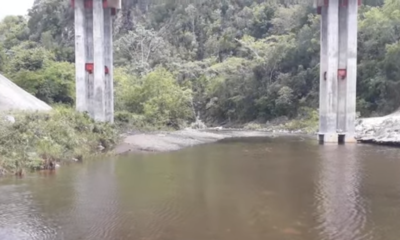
[356,113,400,143]
[0,74,51,111]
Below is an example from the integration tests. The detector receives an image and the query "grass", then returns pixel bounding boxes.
[283,107,319,134]
[0,107,118,175]
[114,110,178,132]
[241,108,319,134]
[243,122,264,130]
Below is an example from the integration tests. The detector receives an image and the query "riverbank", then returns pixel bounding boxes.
[0,107,311,175]
[116,113,400,154]
[2,106,398,175]
[114,128,306,154]
[0,108,118,175]
[114,112,318,154]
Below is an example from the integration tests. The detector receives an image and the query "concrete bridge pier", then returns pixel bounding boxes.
[72,0,121,123]
[316,0,360,144]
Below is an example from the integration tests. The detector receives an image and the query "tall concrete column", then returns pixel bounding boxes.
[320,0,339,143]
[85,3,94,118]
[73,0,119,122]
[104,8,114,123]
[93,0,106,122]
[337,3,348,134]
[345,0,358,142]
[319,6,328,136]
[74,0,87,112]
[317,0,359,144]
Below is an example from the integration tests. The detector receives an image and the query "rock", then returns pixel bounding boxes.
[208,126,223,131]
[190,116,207,130]
[73,155,83,162]
[98,145,105,151]
[355,114,400,144]
[4,115,15,124]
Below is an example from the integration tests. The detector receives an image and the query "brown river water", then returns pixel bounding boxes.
[1,135,400,240]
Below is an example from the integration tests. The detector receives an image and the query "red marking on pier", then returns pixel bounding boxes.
[85,63,94,74]
[85,64,110,74]
[338,69,347,80]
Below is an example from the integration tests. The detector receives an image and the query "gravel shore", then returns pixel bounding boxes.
[114,129,287,154]
[114,113,400,155]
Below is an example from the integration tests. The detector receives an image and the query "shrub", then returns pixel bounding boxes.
[10,60,75,105]
[114,111,150,131]
[115,67,194,129]
[284,107,318,133]
[0,107,118,174]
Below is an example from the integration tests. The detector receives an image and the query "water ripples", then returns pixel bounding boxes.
[2,138,400,239]
[313,146,373,240]
[0,185,57,240]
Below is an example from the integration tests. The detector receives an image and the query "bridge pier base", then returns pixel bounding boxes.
[73,0,119,123]
[316,0,359,144]
[319,133,339,144]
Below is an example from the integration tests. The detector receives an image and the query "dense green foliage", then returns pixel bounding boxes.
[0,107,118,174]
[115,67,193,128]
[0,0,399,127]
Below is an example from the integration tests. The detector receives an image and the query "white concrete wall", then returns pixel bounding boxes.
[337,4,348,133]
[324,0,339,142]
[345,0,358,142]
[0,74,51,111]
[104,8,114,123]
[85,5,94,118]
[74,0,87,113]
[104,8,114,122]
[93,0,106,122]
[319,6,328,135]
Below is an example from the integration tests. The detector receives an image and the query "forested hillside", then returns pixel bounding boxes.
[0,0,399,128]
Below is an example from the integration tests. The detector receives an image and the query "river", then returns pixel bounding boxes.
[1,135,400,240]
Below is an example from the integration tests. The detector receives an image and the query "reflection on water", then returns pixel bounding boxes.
[315,144,370,240]
[2,136,400,240]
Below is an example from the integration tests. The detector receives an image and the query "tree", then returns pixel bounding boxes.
[115,24,176,75]
[1,0,399,127]
[116,67,194,127]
